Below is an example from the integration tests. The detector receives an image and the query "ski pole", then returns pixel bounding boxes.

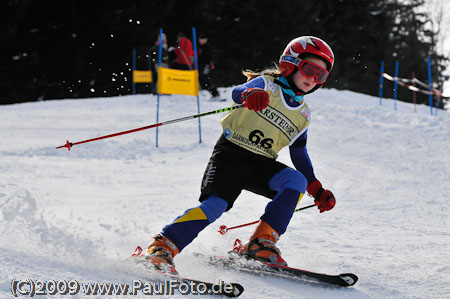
[56,104,244,151]
[218,203,316,235]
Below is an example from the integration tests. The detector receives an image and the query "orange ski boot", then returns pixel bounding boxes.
[141,234,179,274]
[238,220,288,266]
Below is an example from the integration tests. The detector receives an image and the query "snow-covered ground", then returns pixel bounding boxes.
[1,87,449,298]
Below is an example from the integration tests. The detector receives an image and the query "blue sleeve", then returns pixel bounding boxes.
[231,76,266,104]
[289,131,317,183]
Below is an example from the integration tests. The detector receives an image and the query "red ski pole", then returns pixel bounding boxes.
[56,104,244,151]
[218,204,316,235]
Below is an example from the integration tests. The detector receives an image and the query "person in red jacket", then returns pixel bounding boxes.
[169,32,194,70]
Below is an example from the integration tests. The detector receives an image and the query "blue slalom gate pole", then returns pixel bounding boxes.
[394,61,399,111]
[379,61,384,106]
[192,27,202,143]
[156,28,163,147]
[435,76,447,116]
[132,49,136,94]
[427,56,433,116]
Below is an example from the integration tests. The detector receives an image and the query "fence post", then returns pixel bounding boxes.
[427,56,433,116]
[412,72,417,113]
[394,61,399,110]
[192,27,202,144]
[132,49,136,94]
[379,61,384,106]
[156,28,163,147]
[435,76,447,116]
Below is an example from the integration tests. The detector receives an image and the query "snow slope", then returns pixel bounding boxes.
[1,87,449,298]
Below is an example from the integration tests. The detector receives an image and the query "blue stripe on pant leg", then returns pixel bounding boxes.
[162,195,227,251]
[260,168,307,235]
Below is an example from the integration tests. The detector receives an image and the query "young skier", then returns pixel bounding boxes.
[140,36,336,272]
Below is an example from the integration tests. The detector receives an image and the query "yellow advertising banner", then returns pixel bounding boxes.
[133,70,152,83]
[157,67,199,96]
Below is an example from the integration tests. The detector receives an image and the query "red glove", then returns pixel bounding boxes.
[307,180,336,213]
[241,88,269,111]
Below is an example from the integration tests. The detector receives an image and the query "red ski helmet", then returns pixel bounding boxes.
[279,36,334,78]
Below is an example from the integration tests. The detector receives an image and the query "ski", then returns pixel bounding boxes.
[200,252,358,287]
[131,246,244,297]
[163,274,244,297]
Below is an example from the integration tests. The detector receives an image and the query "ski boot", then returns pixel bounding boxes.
[139,234,179,274]
[236,220,287,266]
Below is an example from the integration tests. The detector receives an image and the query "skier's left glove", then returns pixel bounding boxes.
[307,180,336,213]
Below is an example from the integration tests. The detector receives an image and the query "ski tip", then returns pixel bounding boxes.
[338,273,359,286]
[225,283,244,297]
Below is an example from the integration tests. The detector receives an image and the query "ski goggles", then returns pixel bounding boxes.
[298,60,329,84]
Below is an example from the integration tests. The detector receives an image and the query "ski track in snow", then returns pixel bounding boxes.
[1,87,449,298]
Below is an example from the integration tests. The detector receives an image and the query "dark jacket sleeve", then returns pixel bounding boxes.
[289,130,317,183]
[231,77,266,104]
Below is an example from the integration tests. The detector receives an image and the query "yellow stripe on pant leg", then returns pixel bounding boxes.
[173,208,208,224]
[296,193,304,207]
